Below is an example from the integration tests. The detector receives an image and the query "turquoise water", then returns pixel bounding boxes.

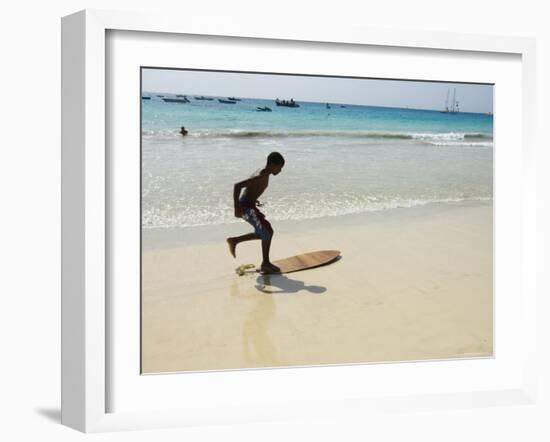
[141,94,493,229]
[142,95,492,135]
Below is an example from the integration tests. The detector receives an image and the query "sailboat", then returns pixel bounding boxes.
[441,88,460,114]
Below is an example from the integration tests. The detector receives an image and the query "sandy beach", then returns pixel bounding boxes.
[141,201,493,374]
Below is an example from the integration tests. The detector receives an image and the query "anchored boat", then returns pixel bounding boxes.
[275,98,300,108]
[163,97,189,103]
[441,88,459,114]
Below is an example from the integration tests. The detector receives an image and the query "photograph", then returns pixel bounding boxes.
[140,68,494,374]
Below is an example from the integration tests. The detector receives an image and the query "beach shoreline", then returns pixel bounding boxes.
[142,199,492,250]
[141,200,493,374]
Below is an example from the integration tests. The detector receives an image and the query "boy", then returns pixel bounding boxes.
[227,152,285,274]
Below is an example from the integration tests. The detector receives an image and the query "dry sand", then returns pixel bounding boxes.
[141,202,493,374]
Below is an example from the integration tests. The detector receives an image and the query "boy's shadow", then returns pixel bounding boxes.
[255,274,326,294]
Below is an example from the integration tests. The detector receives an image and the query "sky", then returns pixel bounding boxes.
[142,68,493,114]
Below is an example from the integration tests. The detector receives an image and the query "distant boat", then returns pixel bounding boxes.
[194,96,214,101]
[256,106,272,112]
[340,105,346,108]
[162,98,189,103]
[441,89,450,113]
[175,94,185,98]
[275,98,300,108]
[156,95,164,98]
[141,96,151,100]
[326,103,331,109]
[227,97,241,101]
[441,88,459,114]
[218,99,237,104]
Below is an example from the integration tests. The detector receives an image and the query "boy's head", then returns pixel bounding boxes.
[266,151,285,175]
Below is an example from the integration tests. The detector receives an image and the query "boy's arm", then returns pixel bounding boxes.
[233,182,243,216]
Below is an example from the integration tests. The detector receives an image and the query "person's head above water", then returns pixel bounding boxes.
[266,151,285,175]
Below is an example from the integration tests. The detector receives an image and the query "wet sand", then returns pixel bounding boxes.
[141,201,493,374]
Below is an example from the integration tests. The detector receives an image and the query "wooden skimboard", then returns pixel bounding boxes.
[257,250,341,275]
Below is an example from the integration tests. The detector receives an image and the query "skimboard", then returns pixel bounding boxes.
[235,250,341,276]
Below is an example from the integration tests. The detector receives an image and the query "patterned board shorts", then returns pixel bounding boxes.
[240,200,273,241]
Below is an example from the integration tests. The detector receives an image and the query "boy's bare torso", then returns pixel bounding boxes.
[241,169,269,204]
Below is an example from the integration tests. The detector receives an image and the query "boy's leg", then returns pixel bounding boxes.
[227,232,260,258]
[228,206,278,271]
[261,236,280,273]
[261,237,271,264]
[251,212,279,273]
[233,233,260,243]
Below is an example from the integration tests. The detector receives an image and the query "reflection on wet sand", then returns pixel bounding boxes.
[230,274,327,367]
[230,276,277,365]
[242,290,277,365]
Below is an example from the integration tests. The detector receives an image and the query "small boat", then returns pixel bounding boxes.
[326,103,331,109]
[275,98,299,108]
[340,105,346,108]
[256,106,272,112]
[175,94,185,98]
[156,95,164,98]
[218,99,237,104]
[141,96,151,100]
[227,97,241,101]
[194,96,214,101]
[162,98,189,103]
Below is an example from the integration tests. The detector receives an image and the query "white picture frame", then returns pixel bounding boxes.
[61,9,537,433]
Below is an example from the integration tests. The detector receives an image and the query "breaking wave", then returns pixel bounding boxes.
[142,128,493,145]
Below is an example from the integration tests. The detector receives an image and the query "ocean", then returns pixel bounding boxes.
[141,94,493,231]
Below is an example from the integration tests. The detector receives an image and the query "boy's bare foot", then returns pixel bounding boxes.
[260,262,281,274]
[226,238,236,258]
